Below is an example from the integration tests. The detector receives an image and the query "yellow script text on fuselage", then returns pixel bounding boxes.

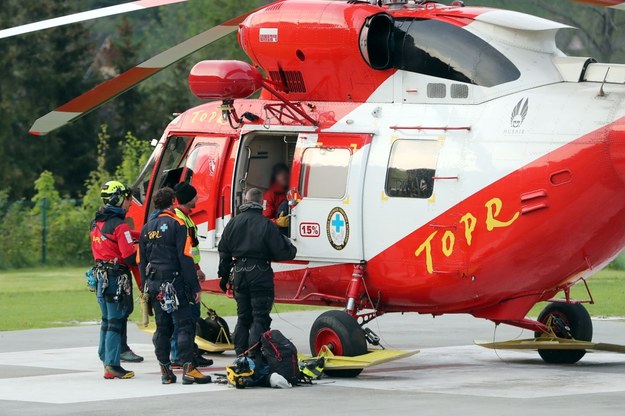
[415,197,519,274]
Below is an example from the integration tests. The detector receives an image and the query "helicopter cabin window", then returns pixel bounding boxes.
[393,19,520,87]
[385,140,441,199]
[299,147,351,199]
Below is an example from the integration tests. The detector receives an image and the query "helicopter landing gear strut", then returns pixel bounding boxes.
[309,264,385,377]
[474,301,625,364]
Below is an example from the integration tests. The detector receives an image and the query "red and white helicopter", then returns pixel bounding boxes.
[12,0,625,373]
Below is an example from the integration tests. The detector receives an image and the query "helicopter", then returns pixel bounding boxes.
[8,0,625,375]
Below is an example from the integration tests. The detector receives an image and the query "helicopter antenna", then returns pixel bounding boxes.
[598,67,611,98]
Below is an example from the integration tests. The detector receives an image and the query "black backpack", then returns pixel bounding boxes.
[261,329,299,385]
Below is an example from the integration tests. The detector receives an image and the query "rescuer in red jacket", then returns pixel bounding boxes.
[263,163,290,229]
[90,181,137,379]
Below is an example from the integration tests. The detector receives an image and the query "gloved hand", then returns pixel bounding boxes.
[276,212,290,228]
[219,276,229,293]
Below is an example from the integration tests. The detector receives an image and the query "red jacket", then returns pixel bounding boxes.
[263,182,287,220]
[90,207,137,266]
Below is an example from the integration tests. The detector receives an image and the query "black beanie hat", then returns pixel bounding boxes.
[174,182,197,205]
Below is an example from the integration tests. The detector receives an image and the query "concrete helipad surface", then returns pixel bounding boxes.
[1,310,625,415]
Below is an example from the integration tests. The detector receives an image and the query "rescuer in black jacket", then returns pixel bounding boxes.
[218,188,297,355]
[139,187,211,385]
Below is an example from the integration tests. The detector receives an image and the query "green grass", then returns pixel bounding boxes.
[529,269,625,318]
[2,267,625,331]
[0,267,321,331]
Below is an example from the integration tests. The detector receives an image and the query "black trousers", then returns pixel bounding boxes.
[148,280,196,365]
[233,266,274,356]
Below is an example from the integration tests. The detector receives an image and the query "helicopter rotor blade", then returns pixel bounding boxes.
[0,0,189,40]
[29,1,285,136]
[571,0,625,9]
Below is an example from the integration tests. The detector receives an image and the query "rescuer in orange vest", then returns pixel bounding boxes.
[139,187,211,385]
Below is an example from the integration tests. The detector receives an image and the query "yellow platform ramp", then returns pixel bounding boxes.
[475,337,625,353]
[137,322,234,353]
[300,347,419,370]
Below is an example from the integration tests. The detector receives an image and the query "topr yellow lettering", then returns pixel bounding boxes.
[460,212,477,246]
[415,231,438,274]
[442,231,455,257]
[485,197,519,231]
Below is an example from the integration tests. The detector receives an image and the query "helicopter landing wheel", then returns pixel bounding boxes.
[310,310,368,378]
[535,302,593,364]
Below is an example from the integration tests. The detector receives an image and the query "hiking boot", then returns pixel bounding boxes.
[160,363,177,384]
[104,365,135,379]
[171,361,183,369]
[195,355,214,368]
[120,350,144,363]
[182,363,211,385]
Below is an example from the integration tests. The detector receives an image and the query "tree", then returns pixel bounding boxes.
[0,1,100,198]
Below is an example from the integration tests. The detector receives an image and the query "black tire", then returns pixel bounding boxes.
[309,310,368,378]
[535,302,593,364]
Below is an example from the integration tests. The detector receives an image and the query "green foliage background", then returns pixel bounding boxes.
[0,0,624,269]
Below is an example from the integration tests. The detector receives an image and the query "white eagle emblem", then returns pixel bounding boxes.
[510,98,529,128]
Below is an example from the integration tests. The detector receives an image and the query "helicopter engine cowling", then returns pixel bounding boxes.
[238,0,394,102]
[188,60,263,100]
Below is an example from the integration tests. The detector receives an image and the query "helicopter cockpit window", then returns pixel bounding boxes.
[393,19,520,87]
[299,147,351,199]
[151,136,192,192]
[385,139,441,199]
[132,149,157,205]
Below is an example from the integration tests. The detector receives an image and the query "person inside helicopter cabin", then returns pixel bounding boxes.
[263,163,290,232]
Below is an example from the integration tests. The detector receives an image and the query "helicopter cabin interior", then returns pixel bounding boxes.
[233,132,297,213]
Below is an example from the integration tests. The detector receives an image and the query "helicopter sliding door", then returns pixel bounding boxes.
[289,133,371,262]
